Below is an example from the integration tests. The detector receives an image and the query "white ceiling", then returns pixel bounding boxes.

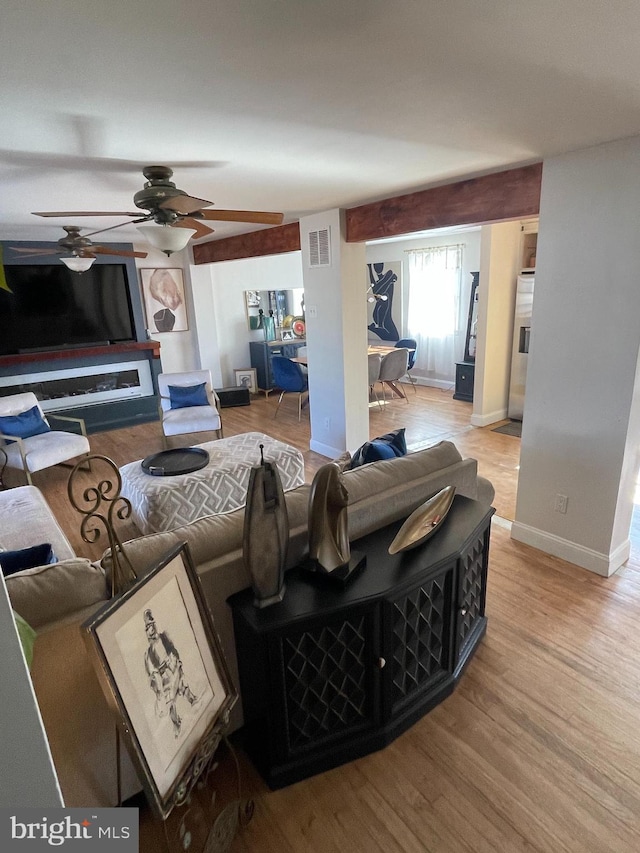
[3,0,640,248]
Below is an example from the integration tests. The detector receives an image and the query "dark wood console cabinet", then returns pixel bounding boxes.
[229,495,494,789]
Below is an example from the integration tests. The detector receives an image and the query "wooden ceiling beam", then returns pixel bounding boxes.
[192,222,300,264]
[345,163,543,243]
[192,163,542,264]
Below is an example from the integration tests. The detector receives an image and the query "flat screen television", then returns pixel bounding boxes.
[0,263,137,356]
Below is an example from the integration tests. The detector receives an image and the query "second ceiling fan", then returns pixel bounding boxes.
[33,165,285,254]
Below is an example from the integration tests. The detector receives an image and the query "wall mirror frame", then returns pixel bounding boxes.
[244,289,304,332]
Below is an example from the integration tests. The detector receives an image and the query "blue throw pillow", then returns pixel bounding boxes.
[168,383,208,409]
[0,543,57,577]
[0,405,50,444]
[349,428,407,469]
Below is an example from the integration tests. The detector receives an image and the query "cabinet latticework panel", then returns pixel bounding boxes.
[458,530,486,648]
[390,575,448,704]
[281,616,369,751]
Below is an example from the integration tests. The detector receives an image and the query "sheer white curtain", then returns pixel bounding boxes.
[407,245,464,384]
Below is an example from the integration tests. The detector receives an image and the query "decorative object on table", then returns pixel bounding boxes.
[140,268,189,334]
[291,316,306,338]
[68,453,138,597]
[82,541,238,820]
[242,444,289,608]
[366,260,401,342]
[307,462,365,584]
[141,447,210,477]
[388,485,456,555]
[233,367,258,395]
[280,328,295,341]
[349,427,407,469]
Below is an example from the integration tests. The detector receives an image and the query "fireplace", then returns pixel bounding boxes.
[0,360,154,412]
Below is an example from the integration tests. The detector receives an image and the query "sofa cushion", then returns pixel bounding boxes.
[0,485,76,561]
[0,543,57,576]
[168,382,208,409]
[5,558,109,630]
[350,428,407,469]
[0,404,50,443]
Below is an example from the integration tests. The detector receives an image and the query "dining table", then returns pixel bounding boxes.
[291,344,411,366]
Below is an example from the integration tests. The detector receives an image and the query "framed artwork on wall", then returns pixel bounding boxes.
[82,543,237,819]
[366,260,402,343]
[140,268,189,334]
[234,367,258,395]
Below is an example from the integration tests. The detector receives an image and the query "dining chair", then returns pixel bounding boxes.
[378,348,410,402]
[0,391,91,485]
[157,369,223,447]
[395,338,418,392]
[368,353,383,409]
[271,357,309,420]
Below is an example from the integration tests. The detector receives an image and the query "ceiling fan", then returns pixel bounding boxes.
[9,225,148,271]
[32,165,285,255]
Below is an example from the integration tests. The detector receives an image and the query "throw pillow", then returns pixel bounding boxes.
[168,383,208,409]
[0,405,51,443]
[0,543,57,577]
[349,428,407,469]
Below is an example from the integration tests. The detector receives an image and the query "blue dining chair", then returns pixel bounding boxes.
[395,338,418,391]
[271,357,309,420]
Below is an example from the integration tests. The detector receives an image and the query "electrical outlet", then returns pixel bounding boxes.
[307,305,318,319]
[323,417,331,430]
[555,494,568,514]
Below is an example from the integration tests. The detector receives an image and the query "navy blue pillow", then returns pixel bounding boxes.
[349,428,407,469]
[0,543,57,577]
[168,383,208,409]
[0,405,50,443]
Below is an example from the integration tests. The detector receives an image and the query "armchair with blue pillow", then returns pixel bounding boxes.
[0,391,91,485]
[158,369,223,447]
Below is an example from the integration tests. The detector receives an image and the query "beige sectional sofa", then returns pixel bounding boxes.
[5,439,494,808]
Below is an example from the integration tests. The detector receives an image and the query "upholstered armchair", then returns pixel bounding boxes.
[0,392,91,485]
[157,370,223,447]
[271,357,309,420]
[395,337,418,391]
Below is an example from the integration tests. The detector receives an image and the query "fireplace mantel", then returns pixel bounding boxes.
[0,340,161,369]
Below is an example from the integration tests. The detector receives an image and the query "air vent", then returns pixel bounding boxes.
[308,228,331,267]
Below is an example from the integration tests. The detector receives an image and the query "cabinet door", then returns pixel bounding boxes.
[272,607,380,762]
[454,520,491,673]
[383,563,455,718]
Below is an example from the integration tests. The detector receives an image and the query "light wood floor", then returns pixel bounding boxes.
[11,386,640,852]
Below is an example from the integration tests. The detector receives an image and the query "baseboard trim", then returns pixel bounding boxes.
[309,439,341,459]
[510,521,630,577]
[470,409,508,428]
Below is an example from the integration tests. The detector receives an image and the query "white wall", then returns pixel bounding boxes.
[0,577,63,807]
[513,135,640,575]
[472,222,521,427]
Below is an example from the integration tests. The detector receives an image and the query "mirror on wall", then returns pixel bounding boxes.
[244,289,304,331]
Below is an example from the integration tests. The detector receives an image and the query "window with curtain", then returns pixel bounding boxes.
[406,245,464,384]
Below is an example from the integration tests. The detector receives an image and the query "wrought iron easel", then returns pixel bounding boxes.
[67,454,253,851]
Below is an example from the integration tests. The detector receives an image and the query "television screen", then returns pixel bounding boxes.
[0,263,137,356]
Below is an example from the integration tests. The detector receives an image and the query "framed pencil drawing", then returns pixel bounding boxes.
[140,268,189,333]
[82,542,236,819]
[234,367,258,395]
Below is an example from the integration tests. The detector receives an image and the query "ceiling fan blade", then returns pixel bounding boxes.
[198,209,284,225]
[8,247,59,256]
[91,246,148,259]
[176,218,215,240]
[83,216,150,239]
[33,211,141,218]
[159,195,214,216]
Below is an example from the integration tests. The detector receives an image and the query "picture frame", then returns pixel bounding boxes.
[233,367,258,395]
[140,268,189,334]
[82,542,237,819]
[280,329,295,341]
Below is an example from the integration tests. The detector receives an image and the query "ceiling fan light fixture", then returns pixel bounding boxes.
[136,224,196,256]
[60,256,96,273]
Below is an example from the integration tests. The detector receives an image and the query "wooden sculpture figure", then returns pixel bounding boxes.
[308,462,365,583]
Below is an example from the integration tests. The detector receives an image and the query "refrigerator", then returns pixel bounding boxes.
[508,274,534,420]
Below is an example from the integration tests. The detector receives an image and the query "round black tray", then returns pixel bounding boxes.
[141,447,210,476]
